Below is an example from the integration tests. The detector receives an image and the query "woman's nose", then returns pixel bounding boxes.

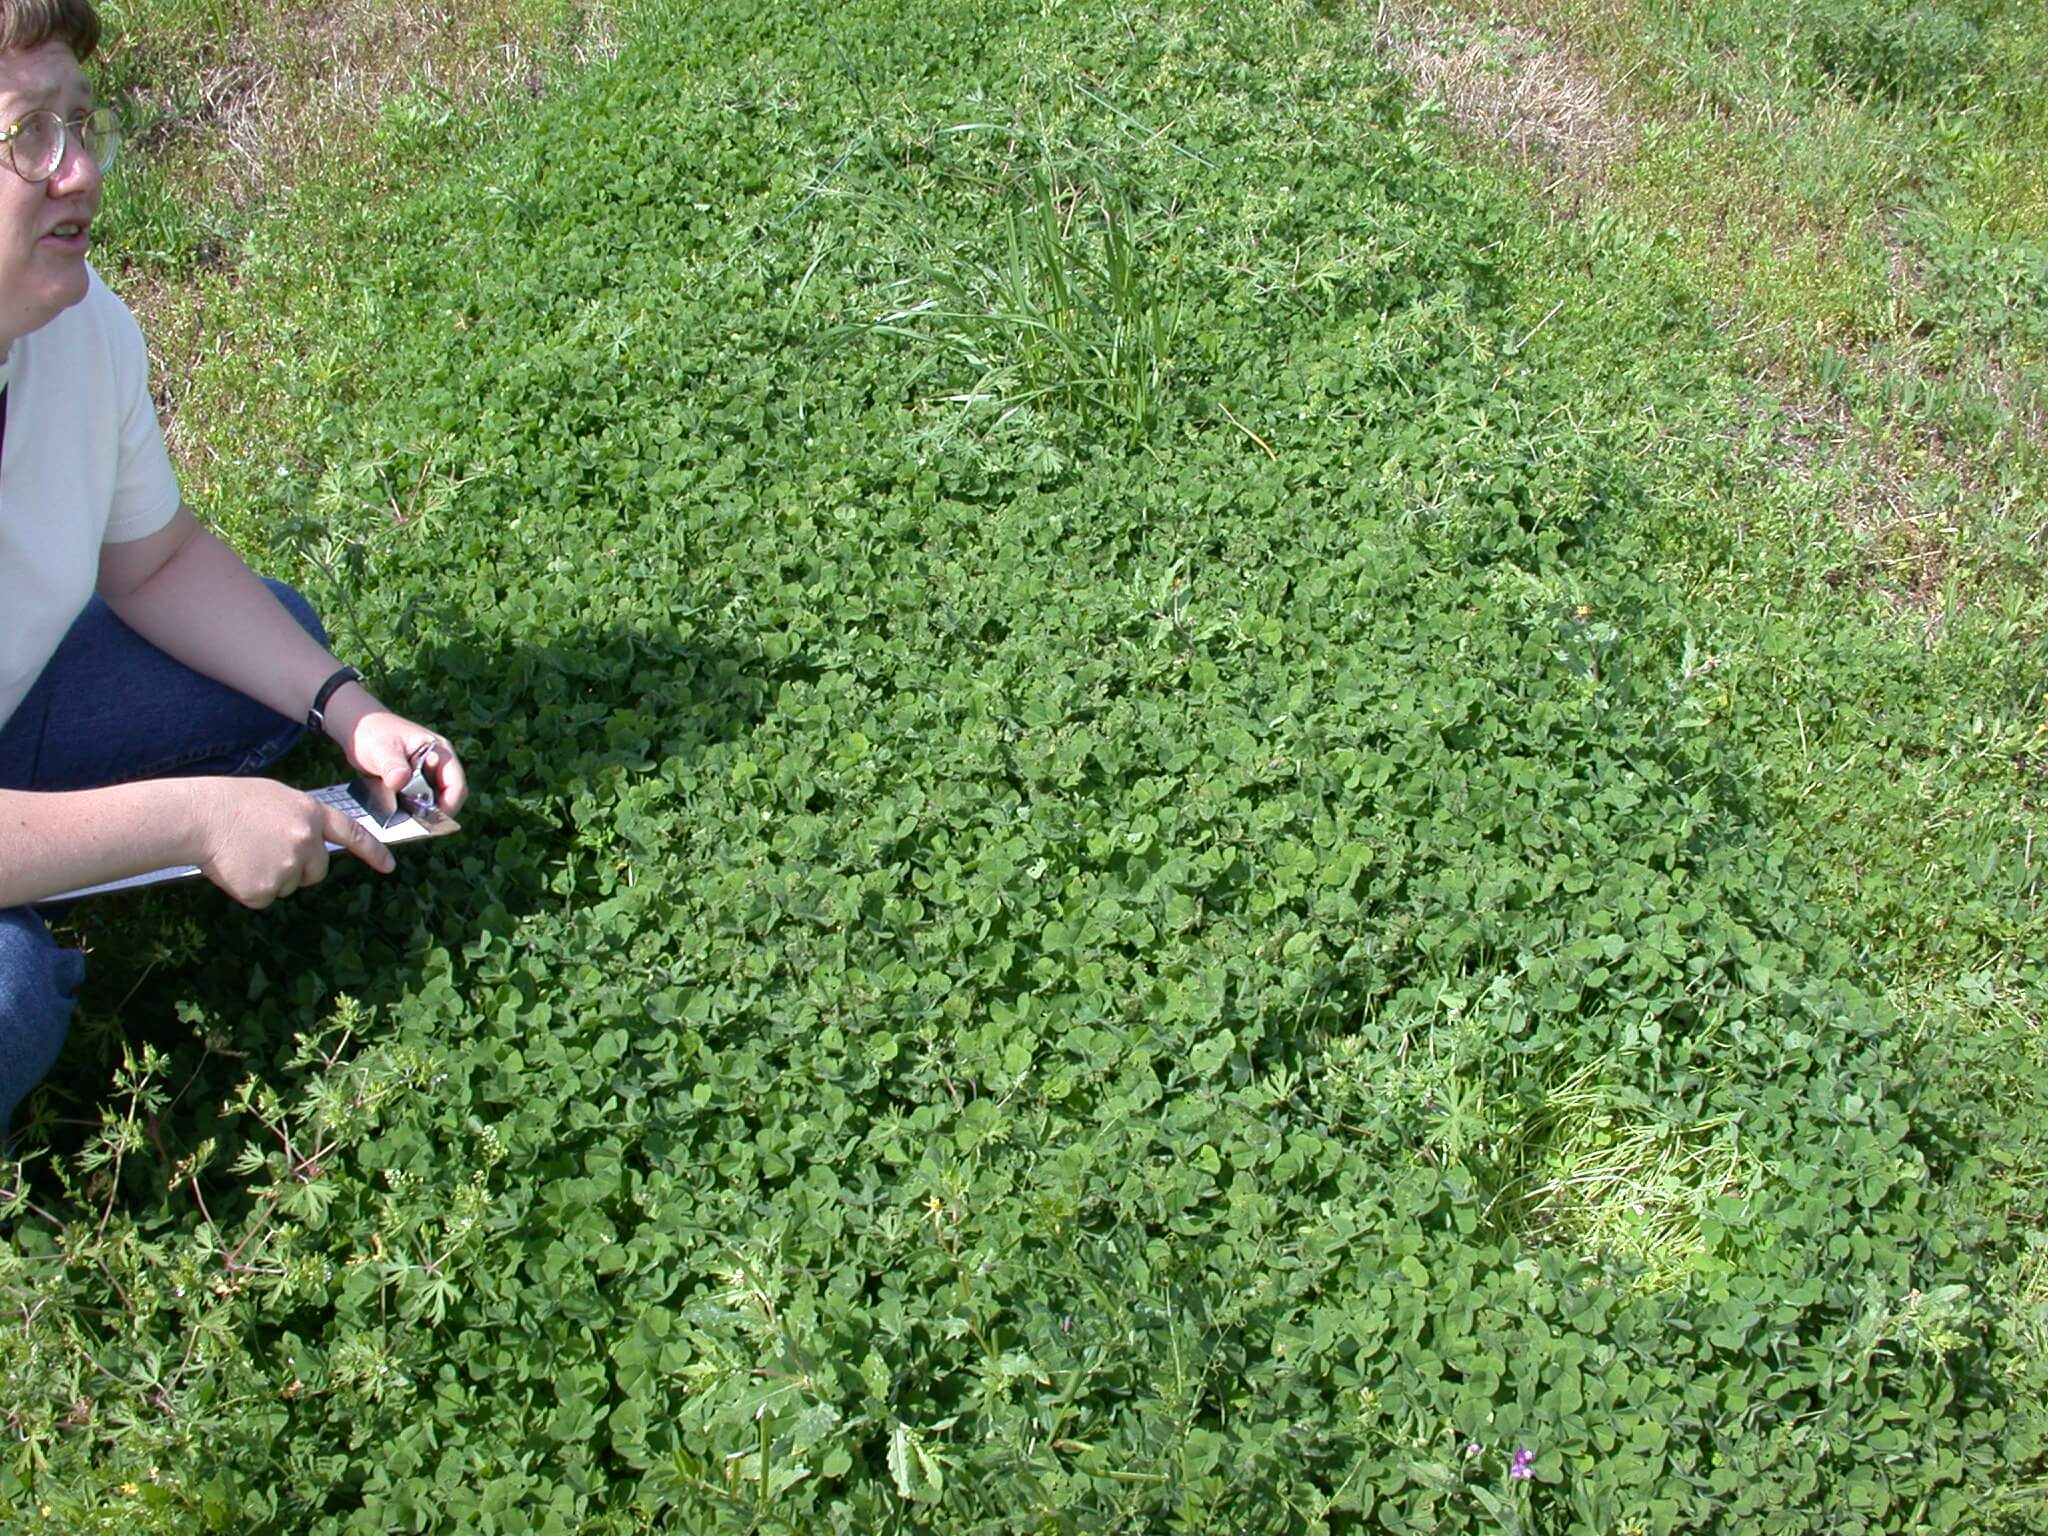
[47,131,104,198]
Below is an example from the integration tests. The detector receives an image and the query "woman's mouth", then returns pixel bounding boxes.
[45,221,90,248]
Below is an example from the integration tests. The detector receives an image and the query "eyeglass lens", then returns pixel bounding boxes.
[5,109,120,181]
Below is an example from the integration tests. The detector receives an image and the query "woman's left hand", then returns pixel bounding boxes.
[343,710,469,816]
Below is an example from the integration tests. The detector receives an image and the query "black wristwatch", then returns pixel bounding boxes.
[306,666,362,734]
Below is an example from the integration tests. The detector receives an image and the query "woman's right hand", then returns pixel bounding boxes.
[187,777,395,908]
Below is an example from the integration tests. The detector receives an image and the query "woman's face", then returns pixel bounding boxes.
[0,41,102,356]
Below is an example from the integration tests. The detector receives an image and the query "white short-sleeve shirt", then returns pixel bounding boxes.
[0,266,182,729]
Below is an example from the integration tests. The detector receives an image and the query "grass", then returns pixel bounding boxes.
[87,0,617,481]
[869,159,1185,445]
[1372,0,2048,1102]
[1377,0,2048,620]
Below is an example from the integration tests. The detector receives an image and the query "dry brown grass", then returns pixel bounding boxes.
[1370,0,1633,175]
[107,0,618,216]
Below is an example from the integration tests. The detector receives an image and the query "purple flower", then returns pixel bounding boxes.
[1510,1446,1536,1481]
[1465,1442,1483,1458]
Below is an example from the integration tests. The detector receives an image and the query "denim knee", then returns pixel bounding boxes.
[0,908,85,1138]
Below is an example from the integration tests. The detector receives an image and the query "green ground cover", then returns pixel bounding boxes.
[4,0,2046,1530]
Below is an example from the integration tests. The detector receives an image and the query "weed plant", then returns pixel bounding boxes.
[870,153,1183,445]
[2,0,2045,1531]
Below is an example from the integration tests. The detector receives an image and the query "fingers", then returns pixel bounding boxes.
[322,799,396,875]
[199,779,399,907]
[349,718,468,813]
[391,737,468,816]
[304,834,332,889]
[426,744,468,815]
[249,800,334,904]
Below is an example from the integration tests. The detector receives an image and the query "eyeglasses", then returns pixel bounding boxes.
[0,107,121,183]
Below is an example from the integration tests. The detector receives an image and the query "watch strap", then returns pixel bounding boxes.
[306,665,362,733]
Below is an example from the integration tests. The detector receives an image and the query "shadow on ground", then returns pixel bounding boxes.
[17,618,778,1165]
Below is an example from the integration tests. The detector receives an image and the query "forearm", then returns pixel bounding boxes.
[94,507,467,815]
[100,518,382,731]
[0,782,210,907]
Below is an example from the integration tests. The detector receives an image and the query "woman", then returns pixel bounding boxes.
[0,0,467,1135]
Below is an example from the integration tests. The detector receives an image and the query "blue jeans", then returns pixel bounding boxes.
[0,582,324,1137]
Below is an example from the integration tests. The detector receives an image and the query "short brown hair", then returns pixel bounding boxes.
[0,0,101,62]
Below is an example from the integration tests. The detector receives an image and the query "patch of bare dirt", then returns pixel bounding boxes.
[1371,0,1633,173]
